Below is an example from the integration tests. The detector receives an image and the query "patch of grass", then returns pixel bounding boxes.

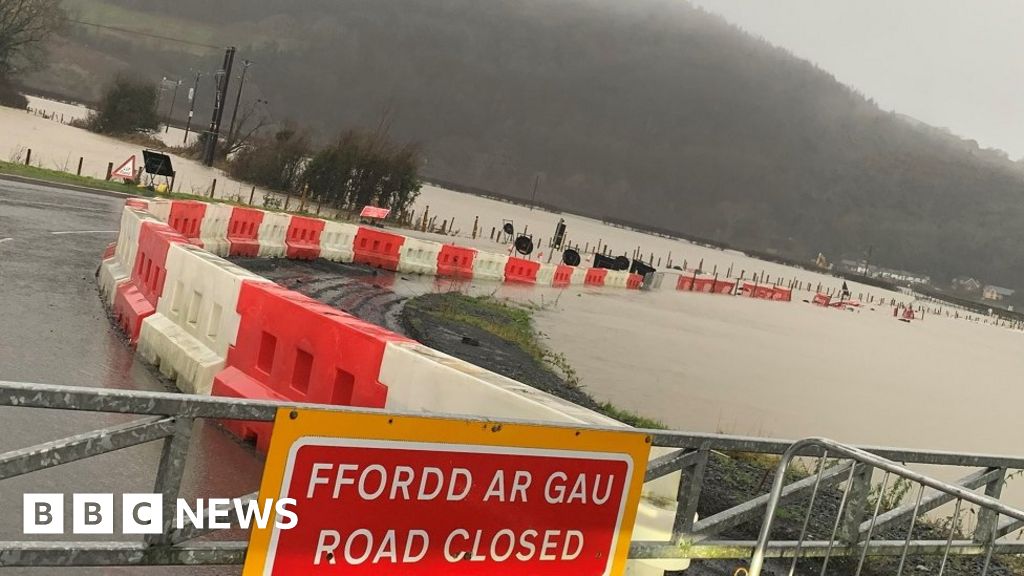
[0,158,146,195]
[595,401,666,429]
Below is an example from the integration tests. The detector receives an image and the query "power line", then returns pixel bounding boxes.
[69,19,223,50]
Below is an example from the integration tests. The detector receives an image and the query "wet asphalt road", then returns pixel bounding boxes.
[0,179,259,575]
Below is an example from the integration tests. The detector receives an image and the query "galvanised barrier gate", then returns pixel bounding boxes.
[0,380,1022,572]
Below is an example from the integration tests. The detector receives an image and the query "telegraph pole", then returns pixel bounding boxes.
[226,59,251,147]
[164,79,181,133]
[202,46,236,167]
[183,71,201,145]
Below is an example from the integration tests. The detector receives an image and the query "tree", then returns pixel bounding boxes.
[85,75,160,134]
[226,125,310,192]
[0,0,65,77]
[300,128,422,217]
[0,0,65,108]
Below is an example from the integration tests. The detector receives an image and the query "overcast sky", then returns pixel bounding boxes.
[689,0,1024,159]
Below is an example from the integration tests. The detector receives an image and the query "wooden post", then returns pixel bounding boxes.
[283,193,290,211]
[209,178,217,198]
[76,157,83,176]
[299,184,308,213]
[472,216,479,239]
[105,162,113,181]
[25,149,31,166]
[316,196,322,216]
[490,227,495,240]
[249,186,256,205]
[170,171,177,193]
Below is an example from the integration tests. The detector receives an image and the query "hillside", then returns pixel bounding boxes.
[22,0,1024,291]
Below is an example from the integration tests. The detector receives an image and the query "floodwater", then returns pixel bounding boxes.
[4,99,1023,514]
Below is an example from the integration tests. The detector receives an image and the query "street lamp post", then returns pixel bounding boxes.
[183,71,202,145]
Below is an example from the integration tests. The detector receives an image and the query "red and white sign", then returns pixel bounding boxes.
[359,205,391,219]
[259,438,634,576]
[112,155,137,180]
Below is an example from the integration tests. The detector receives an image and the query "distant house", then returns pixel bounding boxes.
[874,267,930,285]
[982,285,1015,302]
[951,276,982,293]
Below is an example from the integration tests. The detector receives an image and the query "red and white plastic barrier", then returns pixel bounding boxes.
[98,198,685,572]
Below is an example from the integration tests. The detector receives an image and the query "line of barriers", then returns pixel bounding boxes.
[0,380,1021,573]
[133,198,647,290]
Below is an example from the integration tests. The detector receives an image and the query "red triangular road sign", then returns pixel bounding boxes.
[112,155,136,180]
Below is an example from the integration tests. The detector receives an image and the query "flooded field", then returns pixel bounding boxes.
[3,99,1018,461]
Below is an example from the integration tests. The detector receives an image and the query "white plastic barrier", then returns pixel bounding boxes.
[137,243,272,395]
[320,220,359,263]
[146,198,171,223]
[471,250,509,282]
[256,212,291,258]
[397,237,443,275]
[378,341,688,573]
[197,203,233,257]
[605,269,631,289]
[535,263,558,286]
[98,206,161,306]
[567,266,586,285]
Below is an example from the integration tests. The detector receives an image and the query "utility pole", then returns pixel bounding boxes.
[529,173,541,210]
[183,71,201,145]
[226,59,251,148]
[164,79,181,134]
[202,46,236,167]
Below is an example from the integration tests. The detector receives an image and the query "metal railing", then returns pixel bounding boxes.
[0,380,1022,572]
[747,438,1024,575]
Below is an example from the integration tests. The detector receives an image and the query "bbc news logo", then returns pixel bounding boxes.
[23,494,297,534]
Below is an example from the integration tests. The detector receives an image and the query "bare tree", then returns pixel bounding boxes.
[0,0,66,77]
[223,99,270,156]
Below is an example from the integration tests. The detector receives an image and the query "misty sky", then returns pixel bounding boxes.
[690,0,1024,159]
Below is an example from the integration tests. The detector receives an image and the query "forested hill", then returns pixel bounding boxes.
[28,0,1024,288]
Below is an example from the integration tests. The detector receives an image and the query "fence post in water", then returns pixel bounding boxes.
[248,186,256,205]
[657,257,661,266]
[698,258,704,272]
[209,179,217,198]
[105,162,113,181]
[283,193,290,211]
[472,216,479,239]
[712,264,718,276]
[24,149,31,166]
[316,196,322,216]
[169,171,176,193]
[76,157,83,176]
[490,227,495,240]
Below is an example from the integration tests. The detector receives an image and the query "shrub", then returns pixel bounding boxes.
[85,75,159,134]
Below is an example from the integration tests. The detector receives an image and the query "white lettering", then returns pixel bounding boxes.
[544,472,567,504]
[444,528,469,562]
[314,530,340,565]
[483,470,506,502]
[307,463,332,499]
[344,528,374,564]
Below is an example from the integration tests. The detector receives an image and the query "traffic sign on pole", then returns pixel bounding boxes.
[243,409,650,576]
[111,155,136,181]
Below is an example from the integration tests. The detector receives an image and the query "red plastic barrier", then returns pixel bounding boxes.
[741,283,775,300]
[285,215,325,260]
[211,281,411,450]
[102,242,116,260]
[125,199,148,209]
[771,287,793,302]
[677,275,733,294]
[166,200,207,245]
[353,227,405,270]
[437,245,476,279]
[626,273,644,290]
[504,257,540,284]
[552,265,575,287]
[227,207,265,257]
[112,222,186,343]
[584,268,608,286]
[812,293,831,306]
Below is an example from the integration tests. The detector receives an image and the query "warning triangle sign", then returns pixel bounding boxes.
[112,155,136,180]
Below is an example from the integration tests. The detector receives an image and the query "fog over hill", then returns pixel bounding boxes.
[26,0,1024,291]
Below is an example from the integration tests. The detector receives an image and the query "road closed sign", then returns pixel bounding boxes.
[243,409,651,576]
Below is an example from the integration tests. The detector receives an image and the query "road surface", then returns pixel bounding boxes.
[0,179,259,575]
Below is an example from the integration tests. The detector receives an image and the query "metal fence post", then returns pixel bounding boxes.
[839,463,873,545]
[145,417,194,546]
[974,468,1006,544]
[674,443,710,539]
